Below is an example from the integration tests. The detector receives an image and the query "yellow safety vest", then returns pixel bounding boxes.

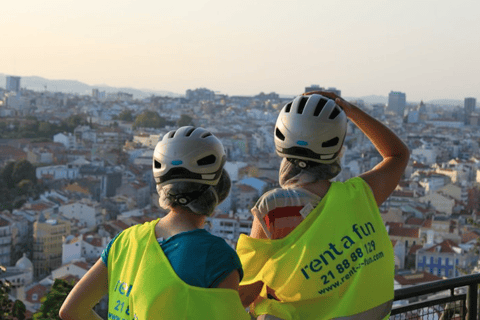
[107,219,250,320]
[237,177,394,320]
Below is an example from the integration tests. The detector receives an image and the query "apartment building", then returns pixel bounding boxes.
[33,217,71,278]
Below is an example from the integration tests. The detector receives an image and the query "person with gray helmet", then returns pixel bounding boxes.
[60,126,249,320]
[237,93,410,320]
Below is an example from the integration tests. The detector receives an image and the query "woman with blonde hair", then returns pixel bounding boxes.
[60,126,249,320]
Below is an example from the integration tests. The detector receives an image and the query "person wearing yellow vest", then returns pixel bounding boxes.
[237,92,410,320]
[60,126,249,320]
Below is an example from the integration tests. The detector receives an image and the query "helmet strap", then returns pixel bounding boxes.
[287,158,310,169]
[168,184,210,206]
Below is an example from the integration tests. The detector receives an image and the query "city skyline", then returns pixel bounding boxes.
[3,0,480,101]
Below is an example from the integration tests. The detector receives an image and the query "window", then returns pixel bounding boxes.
[32,293,38,301]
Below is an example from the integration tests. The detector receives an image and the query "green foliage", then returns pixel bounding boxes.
[0,114,88,139]
[133,111,166,129]
[33,279,74,320]
[0,160,42,212]
[177,114,194,127]
[11,160,38,186]
[117,110,134,122]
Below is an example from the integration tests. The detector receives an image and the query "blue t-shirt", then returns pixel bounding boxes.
[101,228,243,288]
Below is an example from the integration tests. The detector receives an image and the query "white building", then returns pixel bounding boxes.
[54,132,77,149]
[74,125,97,144]
[0,254,34,297]
[62,233,109,265]
[59,199,104,228]
[36,164,80,180]
[52,260,90,280]
[412,145,438,165]
[208,210,253,242]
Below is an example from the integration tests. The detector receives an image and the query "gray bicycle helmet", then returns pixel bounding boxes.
[153,126,226,188]
[274,94,347,164]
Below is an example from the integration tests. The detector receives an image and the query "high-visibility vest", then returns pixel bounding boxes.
[237,177,394,320]
[107,219,250,320]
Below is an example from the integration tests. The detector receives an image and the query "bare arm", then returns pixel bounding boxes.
[59,259,108,320]
[306,91,410,206]
[237,216,269,307]
[216,270,241,291]
[239,281,264,308]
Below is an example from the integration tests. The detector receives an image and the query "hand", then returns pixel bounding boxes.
[302,91,356,118]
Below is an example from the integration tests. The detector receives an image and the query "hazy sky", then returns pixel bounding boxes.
[3,0,480,101]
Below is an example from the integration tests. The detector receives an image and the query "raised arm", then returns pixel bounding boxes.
[305,91,410,206]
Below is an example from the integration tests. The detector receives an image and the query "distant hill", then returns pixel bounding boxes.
[0,73,181,99]
[0,74,469,106]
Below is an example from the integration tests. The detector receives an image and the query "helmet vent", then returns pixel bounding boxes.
[168,131,176,138]
[201,132,212,138]
[275,128,285,141]
[285,102,292,113]
[197,154,216,166]
[314,99,328,116]
[154,160,161,169]
[297,97,308,114]
[329,107,341,120]
[185,127,196,137]
[322,137,339,147]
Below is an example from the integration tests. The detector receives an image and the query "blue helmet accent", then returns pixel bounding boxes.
[296,140,308,146]
[171,160,183,165]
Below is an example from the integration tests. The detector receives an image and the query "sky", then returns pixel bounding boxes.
[2,0,480,101]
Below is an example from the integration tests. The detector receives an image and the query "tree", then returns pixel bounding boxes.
[117,110,134,122]
[0,160,42,212]
[11,160,38,186]
[64,115,87,132]
[38,122,52,136]
[33,279,74,320]
[133,111,167,129]
[1,161,16,189]
[177,114,194,127]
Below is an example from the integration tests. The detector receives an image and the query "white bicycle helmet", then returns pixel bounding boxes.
[153,126,226,188]
[274,94,347,164]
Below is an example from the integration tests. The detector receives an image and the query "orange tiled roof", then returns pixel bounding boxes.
[386,222,404,228]
[25,284,48,303]
[389,226,420,238]
[405,218,424,226]
[73,261,90,270]
[461,231,480,244]
[425,239,460,253]
[395,272,442,286]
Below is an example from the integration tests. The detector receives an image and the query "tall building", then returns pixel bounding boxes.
[186,88,215,101]
[305,85,341,97]
[0,217,12,266]
[6,76,21,93]
[33,216,71,278]
[388,91,406,117]
[464,97,476,124]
